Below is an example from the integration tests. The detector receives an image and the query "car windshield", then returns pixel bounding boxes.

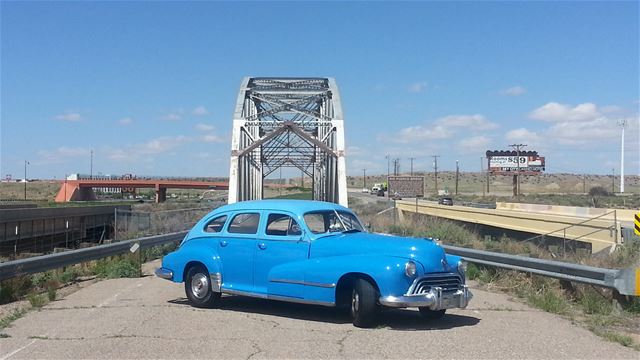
[304,210,365,234]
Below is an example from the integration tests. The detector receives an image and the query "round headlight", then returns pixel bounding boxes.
[457,260,468,274]
[404,261,417,278]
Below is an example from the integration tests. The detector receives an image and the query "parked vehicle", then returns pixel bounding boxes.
[376,188,385,197]
[155,200,472,327]
[438,197,454,206]
[370,185,380,194]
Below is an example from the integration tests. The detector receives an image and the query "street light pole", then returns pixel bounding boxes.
[24,160,29,200]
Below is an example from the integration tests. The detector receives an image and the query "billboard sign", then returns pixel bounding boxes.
[486,150,545,175]
[387,176,424,198]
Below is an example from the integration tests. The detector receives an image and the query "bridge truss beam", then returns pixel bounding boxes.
[228,77,347,206]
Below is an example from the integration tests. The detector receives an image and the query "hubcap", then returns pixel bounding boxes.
[191,273,209,299]
[351,290,359,316]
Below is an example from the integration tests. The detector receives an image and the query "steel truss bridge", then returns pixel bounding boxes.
[228,77,348,206]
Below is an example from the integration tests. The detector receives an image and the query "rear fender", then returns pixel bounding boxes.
[161,237,221,283]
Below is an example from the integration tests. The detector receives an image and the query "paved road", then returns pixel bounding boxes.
[0,260,637,359]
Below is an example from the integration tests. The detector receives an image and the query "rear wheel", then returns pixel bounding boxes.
[350,279,378,328]
[185,265,220,308]
[418,307,446,320]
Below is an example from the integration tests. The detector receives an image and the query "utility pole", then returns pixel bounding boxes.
[508,144,527,197]
[362,169,367,189]
[480,157,485,197]
[455,160,459,195]
[618,120,627,193]
[90,149,93,180]
[409,157,415,176]
[611,168,615,194]
[583,174,586,194]
[24,160,29,200]
[432,155,440,195]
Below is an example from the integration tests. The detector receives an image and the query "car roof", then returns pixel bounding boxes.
[210,199,351,215]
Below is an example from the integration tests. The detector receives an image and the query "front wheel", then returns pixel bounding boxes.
[418,307,446,320]
[185,265,220,308]
[351,279,378,328]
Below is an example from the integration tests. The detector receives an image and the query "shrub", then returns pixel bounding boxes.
[588,186,610,197]
[0,277,32,304]
[94,257,140,279]
[47,287,57,302]
[27,293,47,308]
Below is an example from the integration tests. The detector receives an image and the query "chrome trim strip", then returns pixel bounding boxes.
[269,278,336,288]
[154,267,173,280]
[210,272,222,292]
[222,288,335,307]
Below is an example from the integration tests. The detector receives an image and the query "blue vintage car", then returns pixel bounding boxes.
[155,200,472,327]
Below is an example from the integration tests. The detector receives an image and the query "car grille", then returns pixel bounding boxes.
[410,273,463,295]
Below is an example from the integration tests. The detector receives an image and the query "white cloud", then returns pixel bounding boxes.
[407,82,427,93]
[106,135,191,161]
[200,134,223,143]
[192,106,209,116]
[436,114,498,131]
[393,124,452,143]
[530,102,600,122]
[499,86,527,96]
[53,112,82,122]
[457,136,491,152]
[118,117,133,125]
[161,113,182,121]
[195,123,215,132]
[36,146,90,163]
[506,128,542,143]
[390,114,497,144]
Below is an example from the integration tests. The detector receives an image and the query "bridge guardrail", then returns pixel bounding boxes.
[443,244,639,296]
[0,231,187,281]
[0,231,637,296]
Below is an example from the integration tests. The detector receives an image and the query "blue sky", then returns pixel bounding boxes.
[1,1,638,180]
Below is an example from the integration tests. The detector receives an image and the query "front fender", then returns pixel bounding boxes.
[283,254,421,303]
[161,238,221,283]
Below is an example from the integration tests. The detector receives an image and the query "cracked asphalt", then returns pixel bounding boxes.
[0,259,637,359]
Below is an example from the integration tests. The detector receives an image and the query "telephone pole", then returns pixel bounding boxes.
[432,155,440,194]
[455,160,459,195]
[362,169,367,189]
[508,144,527,197]
[90,149,93,180]
[409,157,415,176]
[480,157,485,197]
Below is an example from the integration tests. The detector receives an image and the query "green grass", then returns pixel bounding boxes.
[27,293,48,308]
[94,257,140,279]
[0,308,28,330]
[268,192,313,200]
[591,328,635,348]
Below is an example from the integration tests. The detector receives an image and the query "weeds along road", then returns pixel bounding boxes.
[0,260,636,360]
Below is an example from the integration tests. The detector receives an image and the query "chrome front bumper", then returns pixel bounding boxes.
[379,285,472,309]
[154,267,174,280]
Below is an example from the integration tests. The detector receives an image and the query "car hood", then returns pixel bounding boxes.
[310,232,452,273]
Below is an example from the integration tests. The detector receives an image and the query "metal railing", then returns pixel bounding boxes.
[443,244,638,296]
[0,231,187,281]
[0,230,637,296]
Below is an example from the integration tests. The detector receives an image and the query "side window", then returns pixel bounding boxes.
[266,214,302,236]
[228,213,260,234]
[204,215,227,233]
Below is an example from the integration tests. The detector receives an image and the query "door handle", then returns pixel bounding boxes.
[257,242,267,250]
[219,240,228,247]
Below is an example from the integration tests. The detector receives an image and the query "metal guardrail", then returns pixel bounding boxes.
[443,244,639,296]
[0,231,187,281]
[0,230,637,297]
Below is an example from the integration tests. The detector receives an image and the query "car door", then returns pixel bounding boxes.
[254,212,309,298]
[217,211,261,293]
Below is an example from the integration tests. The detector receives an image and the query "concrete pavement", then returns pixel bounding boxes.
[0,259,637,359]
